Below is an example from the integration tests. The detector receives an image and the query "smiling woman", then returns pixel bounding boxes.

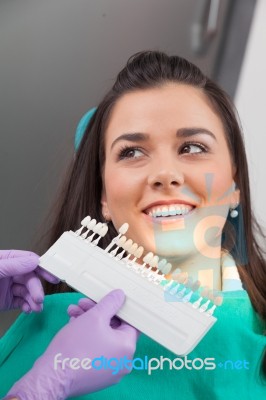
[1,51,266,399]
[43,50,265,389]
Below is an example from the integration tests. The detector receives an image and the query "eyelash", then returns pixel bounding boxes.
[118,145,144,160]
[117,142,208,160]
[180,141,208,155]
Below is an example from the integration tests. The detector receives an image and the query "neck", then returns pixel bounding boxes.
[168,246,222,291]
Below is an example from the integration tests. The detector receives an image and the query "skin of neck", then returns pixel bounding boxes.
[166,244,222,291]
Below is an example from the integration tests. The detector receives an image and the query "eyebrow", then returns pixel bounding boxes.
[110,127,216,149]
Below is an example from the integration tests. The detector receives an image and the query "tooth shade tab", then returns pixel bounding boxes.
[93,222,103,233]
[143,252,154,264]
[206,295,223,316]
[123,239,133,251]
[81,218,97,239]
[99,224,108,237]
[116,239,132,260]
[81,216,91,226]
[199,286,211,298]
[192,280,201,292]
[119,223,129,234]
[128,243,138,254]
[176,272,188,284]
[92,223,109,246]
[117,236,127,247]
[134,246,144,258]
[75,215,92,236]
[149,255,159,268]
[122,242,138,262]
[110,236,127,257]
[85,222,103,243]
[172,269,182,280]
[185,276,194,289]
[161,262,172,275]
[158,259,168,271]
[87,219,97,229]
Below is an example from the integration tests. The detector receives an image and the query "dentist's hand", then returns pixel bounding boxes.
[7,289,139,400]
[68,297,122,328]
[0,250,59,312]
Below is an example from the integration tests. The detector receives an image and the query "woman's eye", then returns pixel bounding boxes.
[180,142,207,155]
[118,146,144,160]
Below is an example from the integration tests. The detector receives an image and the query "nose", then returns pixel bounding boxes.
[147,164,185,189]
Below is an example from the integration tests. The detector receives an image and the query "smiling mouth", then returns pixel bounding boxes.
[143,204,196,219]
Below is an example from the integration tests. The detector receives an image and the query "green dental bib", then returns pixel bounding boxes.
[0,291,265,400]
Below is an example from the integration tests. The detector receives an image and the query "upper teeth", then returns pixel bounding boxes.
[146,204,193,218]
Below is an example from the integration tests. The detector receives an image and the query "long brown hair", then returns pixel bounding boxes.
[39,51,266,371]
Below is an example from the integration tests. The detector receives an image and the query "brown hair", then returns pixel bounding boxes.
[40,50,266,373]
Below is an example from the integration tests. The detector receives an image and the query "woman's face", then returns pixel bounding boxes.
[101,84,239,261]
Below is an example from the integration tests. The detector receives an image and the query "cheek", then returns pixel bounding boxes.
[211,169,235,205]
[188,163,234,204]
[103,167,138,209]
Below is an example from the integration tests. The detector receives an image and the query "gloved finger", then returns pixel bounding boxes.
[0,253,39,278]
[0,250,39,260]
[12,296,26,310]
[67,298,95,318]
[12,283,28,298]
[15,272,44,304]
[36,267,60,284]
[67,305,84,318]
[23,300,43,313]
[22,302,33,313]
[92,289,125,322]
[12,283,43,312]
[78,297,96,311]
[12,297,31,313]
[13,273,44,304]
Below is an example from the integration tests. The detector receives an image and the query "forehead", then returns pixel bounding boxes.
[105,83,225,144]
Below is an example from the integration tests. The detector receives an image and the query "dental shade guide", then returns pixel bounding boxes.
[39,215,220,356]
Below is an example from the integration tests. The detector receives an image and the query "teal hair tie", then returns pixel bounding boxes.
[74,107,97,150]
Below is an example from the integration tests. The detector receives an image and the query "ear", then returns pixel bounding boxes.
[101,189,111,221]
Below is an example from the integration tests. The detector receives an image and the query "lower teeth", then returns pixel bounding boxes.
[156,213,186,217]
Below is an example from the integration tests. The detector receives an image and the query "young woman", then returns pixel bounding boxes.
[1,51,266,399]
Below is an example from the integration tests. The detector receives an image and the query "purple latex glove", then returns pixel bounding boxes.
[68,297,122,328]
[0,249,59,312]
[7,289,139,400]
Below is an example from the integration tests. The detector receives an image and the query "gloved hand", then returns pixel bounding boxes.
[68,297,122,328]
[7,289,139,400]
[0,249,59,312]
